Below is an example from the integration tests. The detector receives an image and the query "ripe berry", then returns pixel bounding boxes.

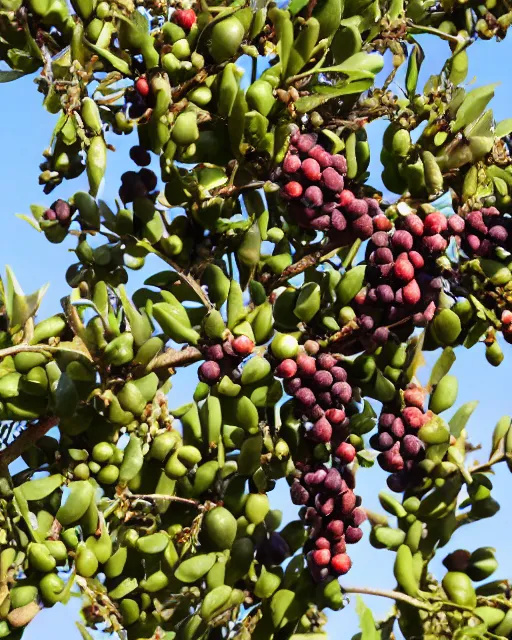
[373,326,389,344]
[448,214,465,234]
[345,526,363,544]
[392,230,414,251]
[408,250,424,269]
[309,404,325,421]
[283,181,303,199]
[311,417,332,443]
[402,406,426,429]
[394,256,415,282]
[198,361,221,384]
[205,344,224,361]
[330,154,347,174]
[53,199,71,222]
[322,167,344,192]
[331,553,352,575]
[129,145,151,167]
[309,145,332,167]
[501,310,512,325]
[296,133,317,153]
[379,413,395,430]
[403,213,424,236]
[313,370,333,389]
[466,210,487,234]
[331,539,347,555]
[466,234,481,252]
[325,408,346,424]
[44,208,57,221]
[324,468,342,492]
[295,387,316,407]
[310,215,330,231]
[290,481,310,505]
[422,234,447,253]
[424,212,448,235]
[304,340,320,355]
[173,8,197,30]
[331,210,347,231]
[402,279,421,305]
[376,284,394,304]
[317,353,337,370]
[304,185,323,207]
[135,77,150,97]
[351,506,367,526]
[373,214,393,231]
[283,153,301,173]
[231,335,254,356]
[352,214,374,239]
[315,537,331,550]
[331,381,352,404]
[373,247,393,264]
[345,198,369,218]
[139,168,157,192]
[489,225,508,244]
[297,354,317,377]
[338,190,355,207]
[331,366,347,382]
[402,434,423,458]
[275,359,298,379]
[326,520,344,539]
[339,490,356,516]
[336,442,356,464]
[371,231,390,247]
[312,548,331,567]
[302,158,321,181]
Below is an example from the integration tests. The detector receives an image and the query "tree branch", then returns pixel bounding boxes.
[341,585,433,611]
[0,344,58,359]
[0,416,58,466]
[130,493,200,507]
[270,242,338,289]
[149,345,203,372]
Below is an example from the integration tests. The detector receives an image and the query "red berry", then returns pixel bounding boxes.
[326,520,344,539]
[373,214,393,231]
[304,185,323,207]
[231,335,254,356]
[275,359,298,379]
[302,158,321,181]
[352,214,374,239]
[345,526,363,544]
[402,406,427,429]
[502,310,512,325]
[283,153,301,173]
[312,548,331,567]
[283,181,303,199]
[135,77,150,97]
[402,279,421,306]
[309,145,332,167]
[336,442,356,464]
[338,190,355,207]
[424,212,448,235]
[296,354,316,377]
[173,8,196,30]
[322,167,344,192]
[325,408,346,424]
[331,539,347,555]
[408,250,424,269]
[331,553,352,575]
[296,133,317,153]
[394,256,415,282]
[311,417,332,443]
[315,537,331,549]
[404,385,425,409]
[422,234,448,253]
[330,154,347,174]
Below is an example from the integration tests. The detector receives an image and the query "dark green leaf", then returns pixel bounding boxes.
[463,318,488,348]
[0,69,29,82]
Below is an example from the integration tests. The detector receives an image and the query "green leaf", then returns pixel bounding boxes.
[288,0,309,14]
[16,214,41,232]
[356,450,375,468]
[355,596,378,640]
[449,401,479,437]
[349,400,377,435]
[463,318,488,348]
[5,265,49,331]
[451,83,499,132]
[428,347,456,389]
[83,39,132,75]
[30,204,47,221]
[495,118,512,138]
[0,69,30,82]
[296,80,373,112]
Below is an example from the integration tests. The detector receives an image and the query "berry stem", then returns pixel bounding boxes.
[342,585,434,611]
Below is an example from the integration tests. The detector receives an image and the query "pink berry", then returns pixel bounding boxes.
[402,406,427,429]
[331,539,347,555]
[322,167,344,192]
[312,548,331,567]
[297,133,318,153]
[404,385,425,409]
[311,417,332,443]
[352,214,373,239]
[325,408,346,424]
[338,190,355,207]
[502,310,512,325]
[283,153,301,173]
[326,520,344,540]
[422,234,447,253]
[345,198,369,218]
[403,213,424,236]
[302,158,321,181]
[275,359,298,379]
[408,250,424,269]
[315,537,331,550]
[309,145,332,167]
[448,214,465,234]
[232,335,254,356]
[466,210,488,234]
[394,256,415,282]
[198,361,221,384]
[297,354,316,377]
[424,212,448,235]
[283,181,303,199]
[331,553,352,575]
[402,279,421,305]
[373,214,393,231]
[345,526,363,544]
[336,442,356,464]
[295,387,316,407]
[330,154,347,174]
[304,185,323,207]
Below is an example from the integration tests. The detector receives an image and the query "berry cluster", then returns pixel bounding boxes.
[278,131,383,243]
[370,384,428,492]
[456,208,511,256]
[198,335,255,385]
[275,341,356,447]
[357,211,456,331]
[290,463,365,581]
[118,168,158,204]
[43,199,73,226]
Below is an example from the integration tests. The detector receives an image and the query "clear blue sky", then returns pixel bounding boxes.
[2,32,512,639]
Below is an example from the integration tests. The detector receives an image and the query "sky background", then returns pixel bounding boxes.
[2,28,512,639]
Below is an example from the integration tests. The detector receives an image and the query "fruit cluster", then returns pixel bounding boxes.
[43,199,73,226]
[371,384,428,492]
[456,208,511,256]
[198,335,255,385]
[357,211,457,330]
[290,462,365,582]
[278,131,383,243]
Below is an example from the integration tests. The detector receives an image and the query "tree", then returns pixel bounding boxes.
[0,0,512,637]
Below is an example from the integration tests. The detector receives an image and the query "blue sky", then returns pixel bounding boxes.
[2,30,512,639]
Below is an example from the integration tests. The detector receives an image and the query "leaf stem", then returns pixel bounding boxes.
[341,585,433,611]
[406,21,461,43]
[470,451,505,474]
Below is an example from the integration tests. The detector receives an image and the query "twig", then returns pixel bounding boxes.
[342,585,433,611]
[406,21,461,43]
[470,452,505,474]
[271,242,338,289]
[0,416,58,466]
[130,493,200,507]
[0,344,58,359]
[149,345,203,372]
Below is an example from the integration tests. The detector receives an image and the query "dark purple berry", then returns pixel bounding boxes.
[296,387,316,407]
[290,481,310,505]
[324,468,342,493]
[322,167,344,192]
[304,185,323,207]
[331,382,352,404]
[392,230,413,251]
[198,360,221,384]
[402,434,423,459]
[313,370,334,389]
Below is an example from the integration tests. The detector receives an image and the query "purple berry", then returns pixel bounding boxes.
[313,370,334,389]
[331,382,352,404]
[373,326,389,344]
[330,154,347,174]
[448,214,465,234]
[324,468,342,493]
[284,377,302,395]
[402,434,423,459]
[297,133,318,153]
[206,344,224,361]
[322,167,344,192]
[317,353,337,370]
[351,507,367,527]
[304,185,323,207]
[376,432,394,451]
[331,366,347,382]
[317,391,333,409]
[283,153,302,173]
[296,387,316,407]
[310,215,331,231]
[376,284,394,304]
[489,225,508,244]
[198,360,221,384]
[290,481,310,505]
[331,210,347,231]
[373,247,394,264]
[392,230,414,251]
[345,199,369,218]
[371,231,390,247]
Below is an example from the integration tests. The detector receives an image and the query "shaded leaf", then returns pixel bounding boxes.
[0,69,29,82]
